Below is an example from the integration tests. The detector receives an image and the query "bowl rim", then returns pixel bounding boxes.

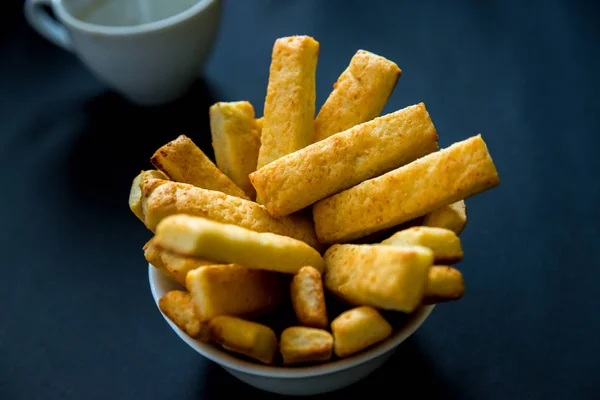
[149,264,435,378]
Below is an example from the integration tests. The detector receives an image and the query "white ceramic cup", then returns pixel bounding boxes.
[24,0,221,105]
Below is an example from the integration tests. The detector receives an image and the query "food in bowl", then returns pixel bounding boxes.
[128,34,500,369]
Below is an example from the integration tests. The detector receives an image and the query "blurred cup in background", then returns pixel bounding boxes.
[25,0,222,106]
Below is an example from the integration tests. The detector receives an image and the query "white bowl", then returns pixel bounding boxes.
[149,265,434,395]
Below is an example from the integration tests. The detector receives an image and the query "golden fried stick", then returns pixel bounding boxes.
[255,117,263,136]
[150,135,249,200]
[382,226,464,264]
[140,179,320,249]
[331,306,392,358]
[279,327,333,365]
[209,102,261,199]
[314,50,401,142]
[159,251,212,286]
[145,238,202,283]
[290,266,328,329]
[159,290,207,340]
[186,264,286,321]
[208,316,278,364]
[257,36,319,168]
[423,265,465,304]
[423,200,467,235]
[323,244,433,313]
[143,237,167,271]
[142,235,211,285]
[313,135,500,243]
[129,170,168,222]
[155,214,325,274]
[250,103,438,217]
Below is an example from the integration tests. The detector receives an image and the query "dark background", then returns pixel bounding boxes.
[1,0,599,399]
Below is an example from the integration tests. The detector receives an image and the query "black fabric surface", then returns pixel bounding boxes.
[1,1,599,399]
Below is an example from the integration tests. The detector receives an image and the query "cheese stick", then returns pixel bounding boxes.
[140,179,320,249]
[313,135,500,243]
[208,316,278,364]
[159,290,207,340]
[257,36,319,168]
[255,117,263,136]
[423,265,465,304]
[314,50,401,142]
[382,226,464,264]
[331,306,392,358]
[143,237,167,271]
[209,101,261,199]
[279,327,333,365]
[155,215,325,274]
[290,266,328,329]
[151,135,249,200]
[160,251,212,286]
[423,200,467,235]
[250,103,438,217]
[129,170,168,222]
[186,264,286,321]
[323,244,433,313]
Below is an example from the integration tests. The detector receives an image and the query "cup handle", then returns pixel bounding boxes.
[24,0,72,51]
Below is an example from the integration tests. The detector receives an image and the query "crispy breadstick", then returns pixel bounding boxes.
[144,238,196,283]
[423,200,467,235]
[155,215,325,274]
[290,266,328,329]
[323,244,433,313]
[257,36,319,168]
[279,327,333,365]
[314,50,401,142]
[143,236,211,285]
[331,306,392,358]
[159,290,207,340]
[208,316,278,364]
[160,251,212,286]
[382,227,464,263]
[423,266,465,304]
[150,135,249,200]
[140,179,320,249]
[254,117,263,202]
[186,264,286,321]
[250,103,438,217]
[143,237,166,270]
[313,135,500,243]
[129,170,168,222]
[255,117,263,136]
[209,102,261,199]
